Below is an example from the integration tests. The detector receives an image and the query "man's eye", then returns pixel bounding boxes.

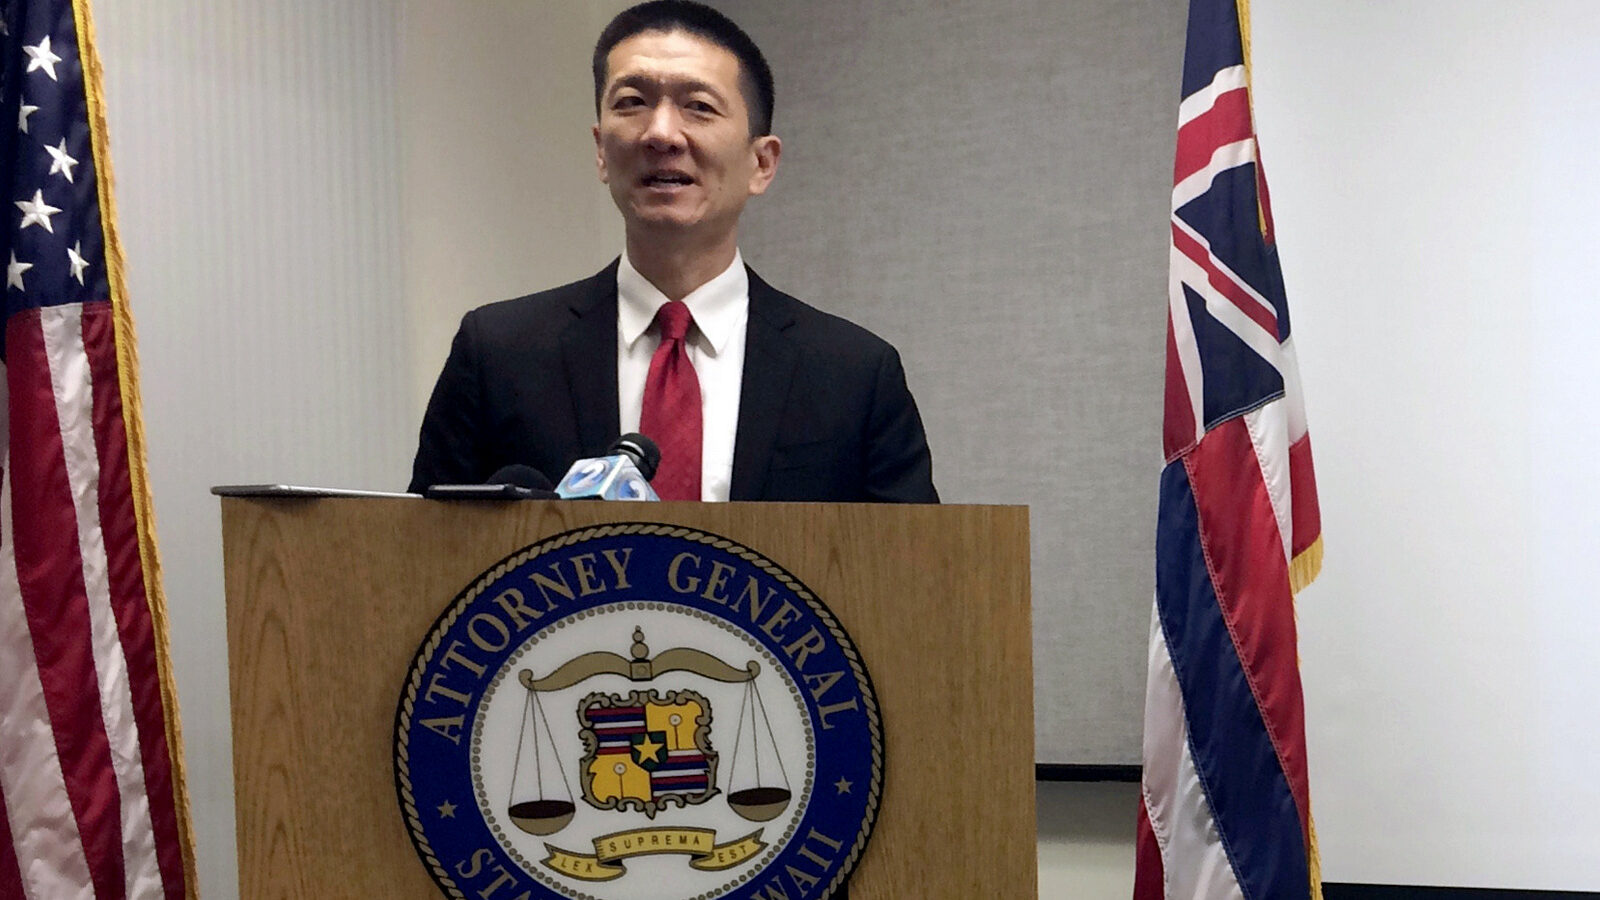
[685,100,717,114]
[613,95,646,109]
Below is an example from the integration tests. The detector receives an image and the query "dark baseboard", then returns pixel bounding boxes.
[1034,763,1141,782]
[1325,886,1598,899]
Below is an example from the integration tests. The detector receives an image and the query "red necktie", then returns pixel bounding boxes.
[639,301,702,500]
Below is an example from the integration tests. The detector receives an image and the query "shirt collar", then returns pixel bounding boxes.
[617,249,748,356]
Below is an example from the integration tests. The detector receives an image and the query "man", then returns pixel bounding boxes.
[409,0,937,503]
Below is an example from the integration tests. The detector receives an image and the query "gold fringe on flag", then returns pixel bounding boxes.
[1235,0,1274,239]
[1289,535,1324,595]
[1242,6,1325,894]
[72,0,201,895]
[1308,816,1326,900]
[1293,529,1325,900]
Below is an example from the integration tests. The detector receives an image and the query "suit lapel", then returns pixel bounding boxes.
[731,270,799,500]
[561,262,622,456]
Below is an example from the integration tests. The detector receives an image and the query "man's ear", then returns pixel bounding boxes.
[594,122,609,184]
[747,134,781,196]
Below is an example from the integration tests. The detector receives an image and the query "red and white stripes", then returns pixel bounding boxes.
[1139,606,1248,900]
[2,301,183,899]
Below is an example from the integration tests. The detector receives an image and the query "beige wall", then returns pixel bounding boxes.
[399,0,631,420]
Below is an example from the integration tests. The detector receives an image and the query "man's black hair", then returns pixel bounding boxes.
[592,0,775,137]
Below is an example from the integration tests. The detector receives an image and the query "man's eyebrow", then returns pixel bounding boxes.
[608,73,726,100]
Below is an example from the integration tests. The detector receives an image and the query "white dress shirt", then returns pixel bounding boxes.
[616,250,748,502]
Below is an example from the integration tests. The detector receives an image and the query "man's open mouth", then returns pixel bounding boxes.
[642,172,694,187]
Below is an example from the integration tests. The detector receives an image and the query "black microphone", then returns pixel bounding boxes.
[487,464,557,494]
[610,433,661,481]
[554,433,662,501]
[423,464,559,500]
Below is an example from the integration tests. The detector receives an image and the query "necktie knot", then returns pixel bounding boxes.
[655,300,693,343]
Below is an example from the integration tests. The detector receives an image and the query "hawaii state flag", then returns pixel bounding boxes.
[1,0,197,896]
[1134,0,1324,897]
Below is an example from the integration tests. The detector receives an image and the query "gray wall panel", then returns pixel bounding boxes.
[718,0,1187,763]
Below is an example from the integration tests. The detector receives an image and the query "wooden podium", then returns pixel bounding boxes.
[221,498,1035,898]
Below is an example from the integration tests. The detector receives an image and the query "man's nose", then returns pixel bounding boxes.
[641,100,686,151]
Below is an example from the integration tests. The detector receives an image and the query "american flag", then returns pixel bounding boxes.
[1134,1,1324,898]
[1,0,196,896]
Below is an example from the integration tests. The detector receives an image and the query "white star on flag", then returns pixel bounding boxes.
[7,251,32,291]
[18,103,38,133]
[24,36,62,80]
[16,188,63,233]
[45,138,78,182]
[67,241,89,284]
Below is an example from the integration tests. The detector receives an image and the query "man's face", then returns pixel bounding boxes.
[594,30,780,240]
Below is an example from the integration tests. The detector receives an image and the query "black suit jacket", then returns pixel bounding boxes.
[409,262,938,502]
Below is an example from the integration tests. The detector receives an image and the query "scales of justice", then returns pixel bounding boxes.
[504,628,797,836]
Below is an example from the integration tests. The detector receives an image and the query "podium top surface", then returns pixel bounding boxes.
[211,483,419,498]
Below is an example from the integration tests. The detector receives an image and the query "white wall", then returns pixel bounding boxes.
[1250,0,1600,890]
[1038,2,1600,892]
[94,2,412,895]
